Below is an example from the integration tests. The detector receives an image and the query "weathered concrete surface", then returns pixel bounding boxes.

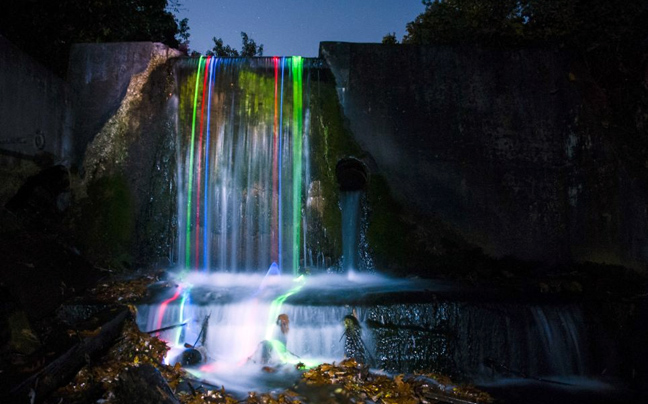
[0,36,72,160]
[320,42,648,271]
[0,35,72,206]
[68,42,180,167]
[67,43,182,268]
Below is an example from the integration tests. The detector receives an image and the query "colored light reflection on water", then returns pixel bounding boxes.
[139,271,431,389]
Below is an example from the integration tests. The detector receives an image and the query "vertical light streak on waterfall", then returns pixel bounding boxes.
[278,57,286,271]
[173,289,190,346]
[203,59,217,271]
[195,56,211,269]
[185,56,205,269]
[220,92,235,271]
[303,71,312,267]
[243,93,255,271]
[230,72,245,271]
[271,57,279,264]
[175,57,314,272]
[291,56,303,276]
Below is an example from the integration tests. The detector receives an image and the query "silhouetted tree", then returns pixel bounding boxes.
[382,32,399,45]
[402,0,648,94]
[207,38,240,57]
[240,32,263,57]
[0,0,188,75]
[403,0,648,54]
[206,32,264,57]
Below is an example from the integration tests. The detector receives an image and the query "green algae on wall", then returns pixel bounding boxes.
[308,68,419,273]
[308,67,430,273]
[307,69,363,267]
[74,175,134,270]
[365,174,413,272]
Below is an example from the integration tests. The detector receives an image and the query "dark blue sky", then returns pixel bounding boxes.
[177,0,426,57]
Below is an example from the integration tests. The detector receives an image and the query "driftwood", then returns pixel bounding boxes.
[9,306,129,403]
[145,321,187,334]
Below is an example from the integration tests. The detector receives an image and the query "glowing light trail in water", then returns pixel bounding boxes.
[264,275,305,340]
[203,58,217,270]
[278,57,286,270]
[271,57,279,264]
[174,289,190,346]
[155,286,183,333]
[262,275,317,367]
[291,56,303,276]
[185,56,205,269]
[177,57,315,273]
[195,56,211,269]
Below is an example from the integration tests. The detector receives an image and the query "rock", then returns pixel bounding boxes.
[114,364,180,404]
[5,165,70,229]
[179,348,202,366]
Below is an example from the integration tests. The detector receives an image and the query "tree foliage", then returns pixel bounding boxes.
[382,33,399,45]
[207,38,241,57]
[403,0,648,55]
[0,0,188,75]
[402,0,648,186]
[402,0,648,86]
[206,32,264,57]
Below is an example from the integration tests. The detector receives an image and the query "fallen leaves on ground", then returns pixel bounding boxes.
[302,359,493,404]
[90,272,161,303]
[52,320,492,404]
[53,319,237,403]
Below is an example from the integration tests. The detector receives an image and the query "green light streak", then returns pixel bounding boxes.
[263,275,319,367]
[185,56,205,269]
[266,339,319,368]
[264,275,304,340]
[291,56,303,276]
[174,289,190,346]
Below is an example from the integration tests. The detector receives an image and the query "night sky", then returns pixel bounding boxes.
[177,0,426,57]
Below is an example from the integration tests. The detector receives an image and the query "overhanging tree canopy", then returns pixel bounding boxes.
[0,0,188,76]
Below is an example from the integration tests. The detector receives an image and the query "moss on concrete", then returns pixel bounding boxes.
[365,174,412,272]
[74,175,135,271]
[308,69,419,273]
[308,70,364,266]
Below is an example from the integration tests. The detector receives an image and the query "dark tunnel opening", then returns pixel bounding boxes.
[336,157,369,191]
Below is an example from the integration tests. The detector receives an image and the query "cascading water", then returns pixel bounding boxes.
[174,56,310,274]
[340,190,362,271]
[138,55,357,392]
[136,55,609,396]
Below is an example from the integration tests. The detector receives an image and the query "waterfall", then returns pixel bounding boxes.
[174,56,314,275]
[340,190,362,271]
[138,283,596,389]
[137,57,599,394]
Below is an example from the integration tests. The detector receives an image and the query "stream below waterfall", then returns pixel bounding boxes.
[136,271,643,401]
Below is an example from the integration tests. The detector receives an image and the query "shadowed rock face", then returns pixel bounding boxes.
[321,42,648,272]
[5,165,69,229]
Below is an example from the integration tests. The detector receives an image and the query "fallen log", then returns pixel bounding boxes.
[8,306,129,403]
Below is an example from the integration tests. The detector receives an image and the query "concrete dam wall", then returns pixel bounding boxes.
[320,42,648,271]
[2,37,647,272]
